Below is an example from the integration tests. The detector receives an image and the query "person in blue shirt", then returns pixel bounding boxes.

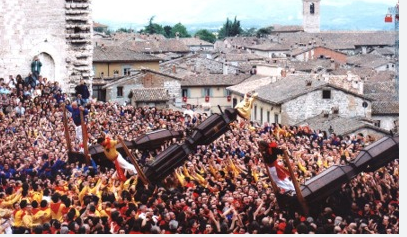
[65,101,89,144]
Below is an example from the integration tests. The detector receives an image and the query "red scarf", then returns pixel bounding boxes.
[50,202,61,214]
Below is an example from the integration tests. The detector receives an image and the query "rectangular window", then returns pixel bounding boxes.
[260,107,263,125]
[267,111,270,123]
[254,105,257,120]
[274,114,279,124]
[117,86,123,97]
[182,89,188,97]
[374,120,381,128]
[310,3,315,14]
[322,90,331,99]
[204,88,211,96]
[123,67,131,76]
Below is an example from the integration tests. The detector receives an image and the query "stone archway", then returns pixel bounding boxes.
[37,52,55,81]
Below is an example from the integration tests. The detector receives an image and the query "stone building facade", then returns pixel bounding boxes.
[0,0,93,94]
[303,0,321,33]
[102,69,181,105]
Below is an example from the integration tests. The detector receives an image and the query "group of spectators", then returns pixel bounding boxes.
[0,73,399,234]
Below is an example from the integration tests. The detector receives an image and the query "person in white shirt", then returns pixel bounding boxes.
[183,104,194,118]
[14,102,25,116]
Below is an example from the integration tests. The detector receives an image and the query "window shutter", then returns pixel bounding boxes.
[201,88,205,97]
[187,89,191,98]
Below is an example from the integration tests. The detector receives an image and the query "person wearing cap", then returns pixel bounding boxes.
[234,91,258,120]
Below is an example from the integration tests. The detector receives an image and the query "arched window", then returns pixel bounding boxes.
[310,3,315,14]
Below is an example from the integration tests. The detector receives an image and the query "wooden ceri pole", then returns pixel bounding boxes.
[282,149,309,215]
[260,156,280,195]
[79,109,90,165]
[62,105,72,152]
[118,137,150,186]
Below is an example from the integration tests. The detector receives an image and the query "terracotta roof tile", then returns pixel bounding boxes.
[372,101,399,115]
[93,45,160,62]
[296,114,390,136]
[181,73,250,86]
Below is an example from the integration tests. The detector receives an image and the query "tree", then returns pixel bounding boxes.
[116,27,131,33]
[163,25,173,38]
[241,27,257,37]
[218,16,242,39]
[171,23,191,38]
[256,26,274,38]
[194,29,216,43]
[141,16,164,35]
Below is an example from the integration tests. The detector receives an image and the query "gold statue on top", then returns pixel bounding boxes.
[234,91,258,120]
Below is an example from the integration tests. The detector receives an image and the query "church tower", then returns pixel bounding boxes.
[303,0,321,33]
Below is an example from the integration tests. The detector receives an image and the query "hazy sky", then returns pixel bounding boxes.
[92,0,399,28]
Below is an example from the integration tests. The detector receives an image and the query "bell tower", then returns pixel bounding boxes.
[303,0,321,33]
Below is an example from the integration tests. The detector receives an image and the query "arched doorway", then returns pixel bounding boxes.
[37,52,55,81]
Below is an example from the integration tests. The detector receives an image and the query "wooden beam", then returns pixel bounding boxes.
[62,105,72,152]
[282,149,309,215]
[118,137,150,186]
[80,109,90,165]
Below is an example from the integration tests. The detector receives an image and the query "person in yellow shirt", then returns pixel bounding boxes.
[97,134,137,181]
[12,202,25,233]
[22,203,36,232]
[0,190,21,208]
[50,193,66,222]
[33,200,51,226]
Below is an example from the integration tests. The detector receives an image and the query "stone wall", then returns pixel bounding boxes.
[372,115,398,132]
[281,88,371,125]
[0,0,93,94]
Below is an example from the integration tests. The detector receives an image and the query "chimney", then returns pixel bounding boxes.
[175,32,180,40]
[281,69,287,78]
[223,63,228,75]
[172,65,176,74]
[332,106,339,114]
[306,79,312,86]
[330,59,335,70]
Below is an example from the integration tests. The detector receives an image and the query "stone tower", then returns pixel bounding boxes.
[0,0,93,94]
[303,0,321,33]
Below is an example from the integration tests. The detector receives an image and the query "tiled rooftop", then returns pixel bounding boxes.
[296,114,390,136]
[93,45,160,62]
[181,73,250,86]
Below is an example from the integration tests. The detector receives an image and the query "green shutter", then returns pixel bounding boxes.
[187,89,191,98]
[201,88,205,97]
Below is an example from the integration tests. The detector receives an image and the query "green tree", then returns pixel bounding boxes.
[256,26,274,38]
[116,27,131,33]
[242,27,258,37]
[163,25,173,38]
[141,16,164,35]
[171,23,191,38]
[218,16,242,39]
[194,29,216,43]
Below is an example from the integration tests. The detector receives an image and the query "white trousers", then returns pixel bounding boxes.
[75,125,83,143]
[268,166,295,192]
[117,153,138,175]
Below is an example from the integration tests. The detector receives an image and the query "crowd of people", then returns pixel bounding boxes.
[0,73,399,234]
